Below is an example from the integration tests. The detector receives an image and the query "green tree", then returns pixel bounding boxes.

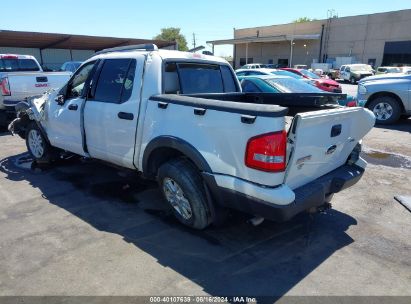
[293,17,317,23]
[154,27,188,51]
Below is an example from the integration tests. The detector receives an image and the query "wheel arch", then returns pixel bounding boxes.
[365,91,405,113]
[142,136,212,179]
[143,136,224,222]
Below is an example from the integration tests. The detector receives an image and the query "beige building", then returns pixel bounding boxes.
[208,9,411,69]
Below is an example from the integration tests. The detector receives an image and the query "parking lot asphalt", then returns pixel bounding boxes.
[0,117,410,299]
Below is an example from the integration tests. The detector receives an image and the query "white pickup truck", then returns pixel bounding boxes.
[9,44,375,229]
[0,54,71,127]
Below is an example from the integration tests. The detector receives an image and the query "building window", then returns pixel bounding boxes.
[240,58,253,66]
[278,59,289,67]
[382,41,411,66]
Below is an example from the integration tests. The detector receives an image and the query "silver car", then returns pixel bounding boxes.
[358,74,411,124]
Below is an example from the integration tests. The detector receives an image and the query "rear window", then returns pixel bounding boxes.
[0,58,40,72]
[164,63,238,94]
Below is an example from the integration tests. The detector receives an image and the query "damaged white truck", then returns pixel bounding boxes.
[9,44,375,229]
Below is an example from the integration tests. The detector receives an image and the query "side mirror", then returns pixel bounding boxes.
[55,94,65,105]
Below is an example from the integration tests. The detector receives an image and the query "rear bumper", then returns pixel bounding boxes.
[206,164,364,222]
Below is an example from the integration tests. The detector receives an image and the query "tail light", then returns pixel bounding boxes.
[347,100,357,107]
[0,77,11,96]
[245,130,287,172]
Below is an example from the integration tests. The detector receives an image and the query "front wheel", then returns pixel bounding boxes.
[158,159,211,229]
[368,97,401,125]
[25,122,54,163]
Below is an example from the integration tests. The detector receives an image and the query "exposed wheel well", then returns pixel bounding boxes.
[145,147,185,178]
[365,92,405,113]
[142,136,213,180]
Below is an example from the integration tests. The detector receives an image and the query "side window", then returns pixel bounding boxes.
[93,59,135,103]
[220,65,237,92]
[241,80,261,93]
[346,67,351,72]
[121,60,136,102]
[67,61,96,99]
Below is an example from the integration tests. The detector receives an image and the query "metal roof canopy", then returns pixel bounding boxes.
[0,30,176,51]
[207,34,321,45]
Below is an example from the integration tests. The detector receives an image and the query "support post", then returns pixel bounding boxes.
[246,43,249,64]
[39,49,44,66]
[289,38,294,68]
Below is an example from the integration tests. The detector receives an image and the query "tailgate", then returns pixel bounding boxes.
[285,107,375,189]
[7,73,70,103]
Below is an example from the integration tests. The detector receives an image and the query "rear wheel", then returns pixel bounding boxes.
[25,122,54,163]
[158,159,211,229]
[368,96,401,125]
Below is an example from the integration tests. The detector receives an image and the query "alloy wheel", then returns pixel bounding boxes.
[373,102,393,121]
[162,177,193,220]
[28,129,44,158]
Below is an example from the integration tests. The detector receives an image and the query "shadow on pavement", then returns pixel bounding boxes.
[374,117,411,133]
[0,130,11,137]
[0,154,357,301]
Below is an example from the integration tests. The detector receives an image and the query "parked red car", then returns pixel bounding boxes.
[281,68,342,93]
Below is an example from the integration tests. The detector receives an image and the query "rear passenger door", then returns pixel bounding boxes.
[83,56,143,169]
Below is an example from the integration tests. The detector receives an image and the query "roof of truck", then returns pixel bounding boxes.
[0,54,37,60]
[89,49,228,64]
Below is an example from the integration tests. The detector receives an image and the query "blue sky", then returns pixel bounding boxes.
[1,0,410,56]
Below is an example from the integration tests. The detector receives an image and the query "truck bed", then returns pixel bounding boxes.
[185,92,344,116]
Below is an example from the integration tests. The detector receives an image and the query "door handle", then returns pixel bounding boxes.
[68,104,78,111]
[326,145,337,155]
[118,112,134,120]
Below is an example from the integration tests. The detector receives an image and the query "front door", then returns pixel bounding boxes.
[47,61,96,155]
[83,57,142,169]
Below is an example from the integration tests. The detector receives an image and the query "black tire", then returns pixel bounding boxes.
[25,122,54,163]
[158,159,211,229]
[368,96,402,125]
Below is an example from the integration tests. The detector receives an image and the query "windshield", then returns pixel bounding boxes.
[299,69,320,79]
[351,65,373,71]
[387,67,401,73]
[72,62,82,70]
[265,77,323,93]
[270,70,304,80]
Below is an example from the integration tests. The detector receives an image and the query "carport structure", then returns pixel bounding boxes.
[207,34,321,68]
[0,30,176,69]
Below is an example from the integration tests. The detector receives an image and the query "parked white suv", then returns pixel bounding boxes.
[9,44,375,229]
